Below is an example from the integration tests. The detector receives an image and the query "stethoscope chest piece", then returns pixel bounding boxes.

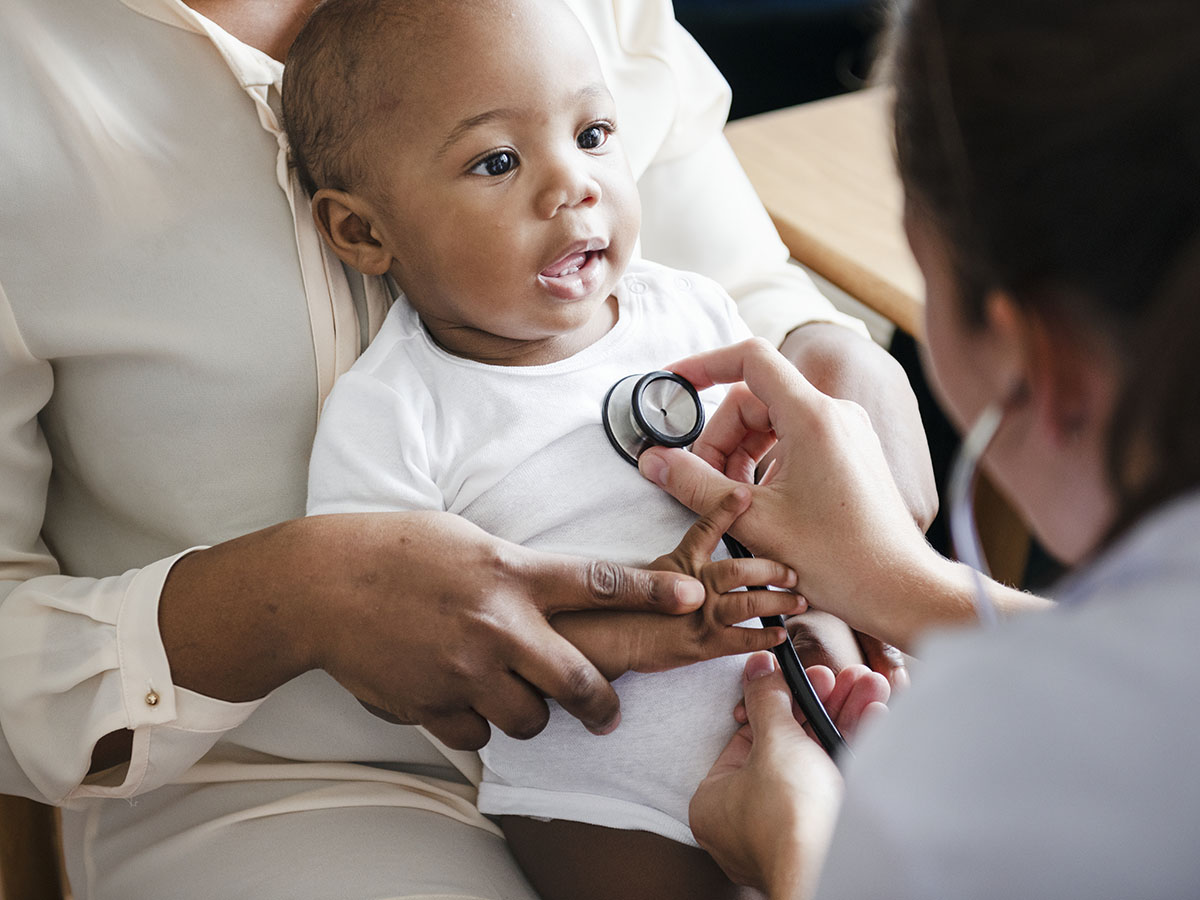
[603,371,705,465]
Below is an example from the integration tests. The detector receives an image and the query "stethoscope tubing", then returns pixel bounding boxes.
[603,371,849,764]
[721,534,850,764]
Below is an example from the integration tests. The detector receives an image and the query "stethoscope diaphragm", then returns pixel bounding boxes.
[602,370,705,466]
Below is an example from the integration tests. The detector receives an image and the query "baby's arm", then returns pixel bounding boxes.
[551,489,802,681]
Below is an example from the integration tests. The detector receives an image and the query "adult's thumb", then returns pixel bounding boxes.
[639,446,737,517]
[740,652,804,739]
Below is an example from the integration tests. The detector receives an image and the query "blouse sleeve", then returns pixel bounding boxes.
[605,1,871,347]
[0,281,262,806]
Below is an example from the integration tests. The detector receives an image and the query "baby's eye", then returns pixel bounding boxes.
[470,151,518,177]
[577,124,612,151]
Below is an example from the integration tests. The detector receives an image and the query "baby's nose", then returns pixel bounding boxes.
[537,161,602,218]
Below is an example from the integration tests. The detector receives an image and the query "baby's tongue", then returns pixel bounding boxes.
[541,251,586,278]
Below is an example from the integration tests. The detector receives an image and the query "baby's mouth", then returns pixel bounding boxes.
[539,239,607,280]
[540,250,592,279]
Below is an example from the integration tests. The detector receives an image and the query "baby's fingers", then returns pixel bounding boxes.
[706,557,798,602]
[626,615,788,673]
[699,621,791,661]
[708,585,805,628]
[671,486,753,566]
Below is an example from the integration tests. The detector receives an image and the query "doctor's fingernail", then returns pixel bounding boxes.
[745,652,776,681]
[639,453,667,486]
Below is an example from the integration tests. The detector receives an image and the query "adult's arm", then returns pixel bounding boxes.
[158,512,707,746]
[639,339,1051,652]
[0,283,704,803]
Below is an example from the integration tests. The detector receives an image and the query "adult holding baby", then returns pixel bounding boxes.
[0,0,931,897]
[641,0,1200,897]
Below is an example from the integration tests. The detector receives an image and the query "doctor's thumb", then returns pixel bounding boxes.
[638,446,735,516]
[740,652,804,737]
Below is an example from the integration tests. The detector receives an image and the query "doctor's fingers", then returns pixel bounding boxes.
[821,665,890,740]
[688,382,776,480]
[669,338,804,398]
[735,662,834,728]
[675,339,870,461]
[739,653,812,743]
[639,445,746,522]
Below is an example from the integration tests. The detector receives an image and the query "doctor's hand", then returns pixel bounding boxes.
[689,652,888,900]
[638,338,948,653]
[779,323,937,532]
[552,487,803,681]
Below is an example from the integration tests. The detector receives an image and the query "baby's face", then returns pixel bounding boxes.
[361,0,641,363]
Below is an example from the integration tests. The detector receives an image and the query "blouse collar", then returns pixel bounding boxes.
[119,0,282,89]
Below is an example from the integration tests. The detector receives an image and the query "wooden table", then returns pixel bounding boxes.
[725,87,925,337]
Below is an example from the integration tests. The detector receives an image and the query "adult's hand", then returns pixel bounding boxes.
[157,510,707,754]
[689,652,888,900]
[779,323,937,531]
[638,338,968,652]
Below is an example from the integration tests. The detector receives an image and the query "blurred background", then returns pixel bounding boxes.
[673,0,883,119]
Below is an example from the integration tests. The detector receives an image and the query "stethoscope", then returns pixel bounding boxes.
[603,371,850,763]
[947,390,1029,626]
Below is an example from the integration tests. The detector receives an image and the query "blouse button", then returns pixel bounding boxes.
[145,690,160,707]
[629,280,647,293]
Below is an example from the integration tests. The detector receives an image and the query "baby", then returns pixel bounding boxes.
[288,1,803,897]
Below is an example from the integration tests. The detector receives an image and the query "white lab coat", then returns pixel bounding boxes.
[819,490,1200,899]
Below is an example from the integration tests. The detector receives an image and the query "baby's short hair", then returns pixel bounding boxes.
[282,0,435,196]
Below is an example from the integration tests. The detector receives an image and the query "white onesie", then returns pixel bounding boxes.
[307,259,754,845]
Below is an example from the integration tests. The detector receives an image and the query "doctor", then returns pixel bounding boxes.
[640,0,1200,897]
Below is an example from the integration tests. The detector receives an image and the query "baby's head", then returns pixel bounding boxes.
[283,0,641,363]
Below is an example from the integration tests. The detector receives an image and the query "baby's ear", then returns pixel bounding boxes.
[311,188,393,275]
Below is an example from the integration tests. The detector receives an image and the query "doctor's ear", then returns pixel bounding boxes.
[984,290,1111,446]
[311,188,393,276]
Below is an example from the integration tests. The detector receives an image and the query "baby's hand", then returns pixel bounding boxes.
[552,489,803,680]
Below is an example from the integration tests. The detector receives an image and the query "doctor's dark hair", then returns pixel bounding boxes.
[282,0,439,197]
[882,0,1200,531]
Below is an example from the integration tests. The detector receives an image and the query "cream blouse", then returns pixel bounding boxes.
[0,0,866,810]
